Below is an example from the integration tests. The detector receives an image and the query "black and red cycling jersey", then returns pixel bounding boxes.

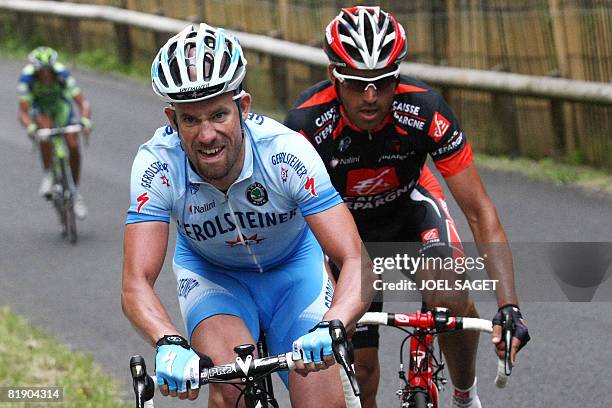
[285,76,474,243]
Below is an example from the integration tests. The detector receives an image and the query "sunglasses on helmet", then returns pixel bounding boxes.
[332,66,400,92]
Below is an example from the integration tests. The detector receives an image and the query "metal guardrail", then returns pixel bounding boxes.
[1,0,611,106]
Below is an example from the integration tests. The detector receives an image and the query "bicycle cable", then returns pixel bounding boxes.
[231,367,279,408]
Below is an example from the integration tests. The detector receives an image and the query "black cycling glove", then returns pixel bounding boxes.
[492,304,530,350]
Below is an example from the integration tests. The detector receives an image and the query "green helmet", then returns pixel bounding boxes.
[28,46,58,69]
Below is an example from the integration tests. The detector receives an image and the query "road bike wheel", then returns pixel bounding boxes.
[406,391,430,408]
[64,199,77,244]
[59,158,77,244]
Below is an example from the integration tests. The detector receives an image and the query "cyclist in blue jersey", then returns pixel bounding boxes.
[122,24,374,407]
[18,46,92,219]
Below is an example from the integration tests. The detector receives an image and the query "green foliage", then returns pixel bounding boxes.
[0,307,131,407]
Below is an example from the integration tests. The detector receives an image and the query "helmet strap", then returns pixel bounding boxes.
[233,89,246,139]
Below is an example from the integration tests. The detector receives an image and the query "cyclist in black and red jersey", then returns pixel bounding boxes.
[285,6,530,408]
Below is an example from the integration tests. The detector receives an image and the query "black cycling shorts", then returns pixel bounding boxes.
[337,174,464,350]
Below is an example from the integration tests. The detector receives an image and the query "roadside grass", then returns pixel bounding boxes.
[0,307,131,408]
[475,154,612,199]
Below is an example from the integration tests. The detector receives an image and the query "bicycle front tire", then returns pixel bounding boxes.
[409,391,429,408]
[64,201,77,244]
[59,157,77,244]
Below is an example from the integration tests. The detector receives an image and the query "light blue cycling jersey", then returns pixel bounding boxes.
[126,113,343,272]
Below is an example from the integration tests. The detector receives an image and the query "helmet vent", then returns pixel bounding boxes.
[203,53,214,80]
[169,57,182,87]
[204,34,215,48]
[364,17,374,53]
[157,62,168,87]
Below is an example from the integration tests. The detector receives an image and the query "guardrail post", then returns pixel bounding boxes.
[113,0,132,65]
[15,12,33,43]
[198,0,207,22]
[548,70,568,157]
[66,17,81,53]
[268,30,289,110]
[272,0,290,109]
[308,40,327,85]
[114,23,132,65]
[489,64,520,156]
[152,7,169,50]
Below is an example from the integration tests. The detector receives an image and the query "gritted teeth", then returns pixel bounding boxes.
[198,146,224,155]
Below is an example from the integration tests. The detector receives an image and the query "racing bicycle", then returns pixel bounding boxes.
[130,320,362,408]
[358,306,511,408]
[35,124,82,244]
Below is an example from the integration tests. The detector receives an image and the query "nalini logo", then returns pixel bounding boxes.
[189,201,216,214]
[428,112,451,142]
[421,228,440,244]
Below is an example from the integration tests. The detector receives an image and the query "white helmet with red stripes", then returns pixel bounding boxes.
[324,6,407,70]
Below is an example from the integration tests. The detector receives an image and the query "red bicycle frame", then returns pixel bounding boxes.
[359,307,504,408]
[394,310,449,407]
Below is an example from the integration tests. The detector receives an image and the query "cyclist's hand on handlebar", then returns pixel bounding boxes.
[155,335,201,400]
[491,304,530,365]
[292,323,335,376]
[80,117,93,135]
[27,123,38,140]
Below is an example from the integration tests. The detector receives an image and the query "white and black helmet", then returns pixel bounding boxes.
[151,23,247,103]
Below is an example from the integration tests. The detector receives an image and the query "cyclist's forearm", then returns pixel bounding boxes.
[122,283,181,347]
[122,223,174,345]
[74,94,91,118]
[467,210,519,306]
[18,102,31,128]
[476,240,518,306]
[323,256,375,328]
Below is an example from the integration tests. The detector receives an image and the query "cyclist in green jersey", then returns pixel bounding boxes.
[18,46,92,219]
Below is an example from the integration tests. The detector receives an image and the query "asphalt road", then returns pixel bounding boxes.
[1,59,611,407]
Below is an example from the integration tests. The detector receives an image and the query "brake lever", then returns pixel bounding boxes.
[502,312,514,376]
[328,320,360,396]
[130,355,155,408]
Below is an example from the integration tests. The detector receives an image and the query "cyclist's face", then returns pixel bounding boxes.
[37,68,54,85]
[165,93,251,191]
[330,65,398,131]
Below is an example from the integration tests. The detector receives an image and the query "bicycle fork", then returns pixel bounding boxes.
[399,330,446,408]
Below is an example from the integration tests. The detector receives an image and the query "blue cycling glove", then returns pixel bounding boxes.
[292,323,333,363]
[155,335,200,393]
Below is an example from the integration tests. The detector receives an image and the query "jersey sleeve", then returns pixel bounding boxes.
[284,81,336,147]
[275,133,342,217]
[285,105,316,147]
[17,65,34,102]
[126,146,173,224]
[427,96,474,177]
[54,63,81,98]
